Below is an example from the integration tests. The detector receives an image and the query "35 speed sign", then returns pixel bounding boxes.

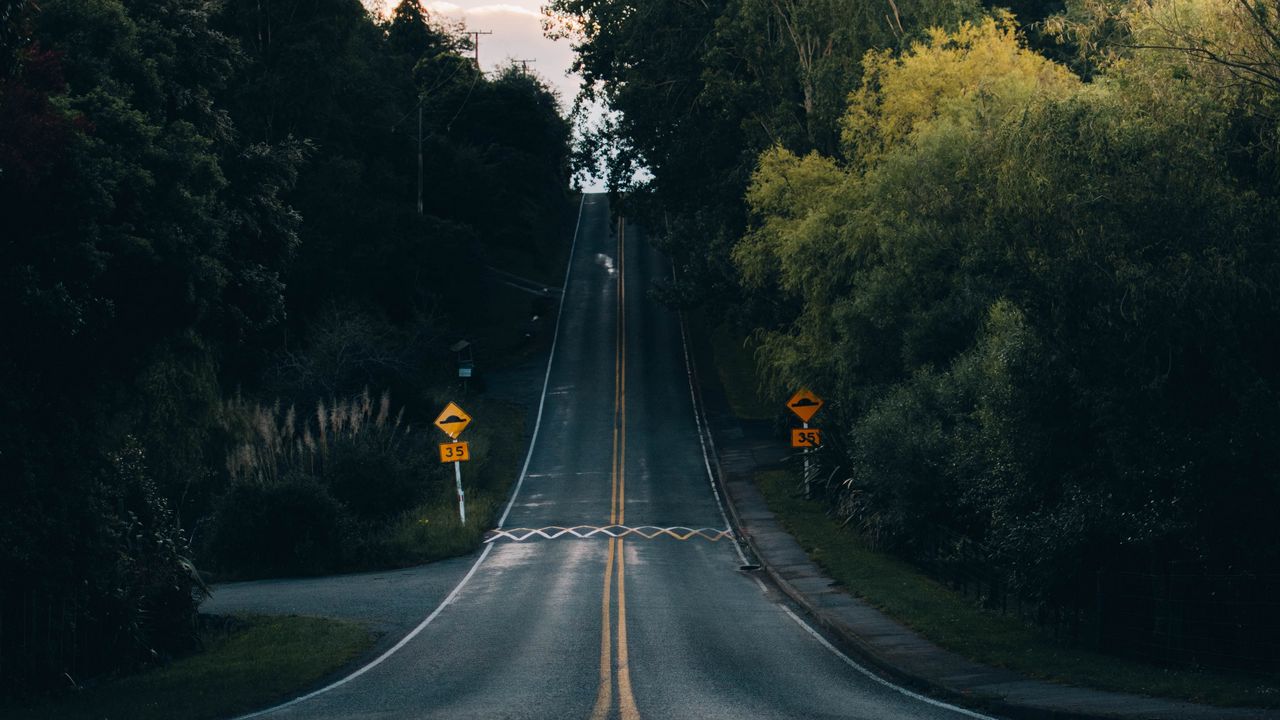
[790,428,822,448]
[438,441,471,463]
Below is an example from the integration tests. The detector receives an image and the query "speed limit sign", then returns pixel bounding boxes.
[790,428,822,448]
[438,441,471,463]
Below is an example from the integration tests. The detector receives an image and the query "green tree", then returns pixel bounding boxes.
[547,0,979,311]
[741,9,1280,606]
[1,0,301,691]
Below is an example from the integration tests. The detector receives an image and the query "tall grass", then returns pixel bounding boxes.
[221,389,409,486]
[207,393,526,578]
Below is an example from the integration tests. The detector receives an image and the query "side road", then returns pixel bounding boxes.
[683,323,1277,720]
[202,350,552,656]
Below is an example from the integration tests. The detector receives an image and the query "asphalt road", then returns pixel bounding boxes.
[230,193,994,720]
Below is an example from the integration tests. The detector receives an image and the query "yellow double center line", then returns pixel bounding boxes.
[591,218,639,720]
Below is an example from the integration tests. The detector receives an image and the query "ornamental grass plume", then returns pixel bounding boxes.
[222,388,412,486]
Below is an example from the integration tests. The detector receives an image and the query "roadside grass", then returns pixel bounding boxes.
[687,311,774,420]
[363,398,525,569]
[756,470,1280,708]
[6,614,374,720]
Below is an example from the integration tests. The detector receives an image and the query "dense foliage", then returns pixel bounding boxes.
[1,0,570,695]
[559,0,1280,669]
[738,3,1280,593]
[546,0,1073,310]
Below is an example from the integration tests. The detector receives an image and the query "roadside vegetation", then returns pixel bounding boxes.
[687,312,775,421]
[703,316,1279,705]
[758,470,1278,708]
[1,0,571,703]
[6,615,374,720]
[557,0,1280,685]
[208,393,525,579]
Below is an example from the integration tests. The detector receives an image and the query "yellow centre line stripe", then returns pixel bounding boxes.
[592,217,639,720]
[614,215,624,525]
[616,537,639,720]
[616,219,638,719]
[589,536,615,720]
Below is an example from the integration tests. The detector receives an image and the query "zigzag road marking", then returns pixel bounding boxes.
[484,525,734,543]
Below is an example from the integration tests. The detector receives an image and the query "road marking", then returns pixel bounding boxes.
[589,536,616,720]
[614,214,627,528]
[616,538,639,720]
[498,195,587,527]
[778,604,997,720]
[592,215,641,720]
[615,218,640,720]
[232,195,588,720]
[673,263,999,720]
[484,525,734,543]
[614,219,640,717]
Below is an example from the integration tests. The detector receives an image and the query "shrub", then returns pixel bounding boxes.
[325,439,426,521]
[1,438,205,695]
[208,390,443,577]
[208,473,348,577]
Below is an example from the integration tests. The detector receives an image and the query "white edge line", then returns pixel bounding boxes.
[778,604,997,720]
[671,262,997,720]
[498,193,585,527]
[672,261,750,567]
[233,194,589,720]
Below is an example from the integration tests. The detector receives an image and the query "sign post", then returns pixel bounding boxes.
[434,402,474,523]
[454,462,466,525]
[786,389,824,498]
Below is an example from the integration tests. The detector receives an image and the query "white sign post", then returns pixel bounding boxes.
[435,403,474,525]
[787,390,825,500]
[454,461,466,524]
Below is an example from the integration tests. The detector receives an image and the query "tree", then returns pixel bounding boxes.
[741,10,1280,607]
[1,0,302,691]
[546,0,980,311]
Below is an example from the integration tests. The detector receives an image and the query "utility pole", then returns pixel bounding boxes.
[466,30,492,68]
[516,58,536,75]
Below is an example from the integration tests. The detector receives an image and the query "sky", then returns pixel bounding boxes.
[365,0,583,111]
[364,0,610,190]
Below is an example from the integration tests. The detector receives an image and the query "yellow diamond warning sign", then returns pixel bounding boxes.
[786,389,824,423]
[433,402,472,439]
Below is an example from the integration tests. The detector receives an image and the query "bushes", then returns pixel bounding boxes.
[209,475,348,578]
[1,0,571,699]
[262,303,450,416]
[740,9,1280,617]
[207,391,448,578]
[1,438,204,696]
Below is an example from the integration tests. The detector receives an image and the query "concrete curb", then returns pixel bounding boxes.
[678,316,1276,720]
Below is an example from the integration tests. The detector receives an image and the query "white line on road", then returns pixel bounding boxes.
[673,264,997,720]
[497,193,586,527]
[233,194,589,720]
[673,279,746,566]
[778,604,998,720]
